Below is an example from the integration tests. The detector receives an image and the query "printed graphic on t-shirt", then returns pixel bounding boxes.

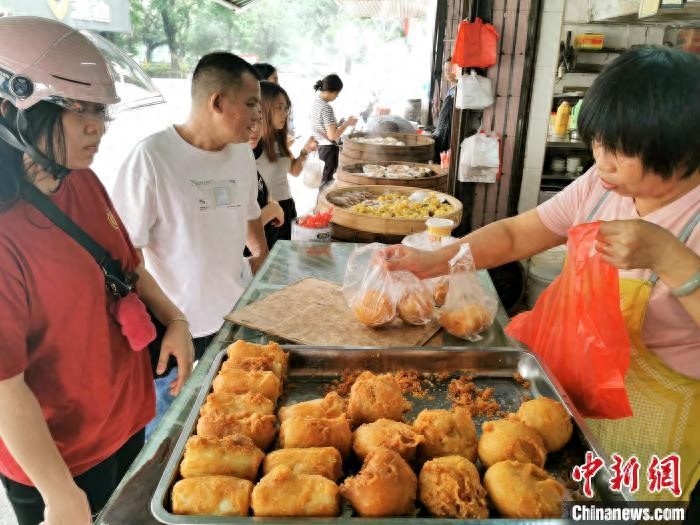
[191,179,242,211]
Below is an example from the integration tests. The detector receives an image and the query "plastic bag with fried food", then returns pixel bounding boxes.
[437,244,497,341]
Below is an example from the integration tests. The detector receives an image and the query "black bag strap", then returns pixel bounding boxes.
[21,183,135,297]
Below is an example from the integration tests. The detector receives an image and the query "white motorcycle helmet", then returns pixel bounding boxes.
[0,16,162,178]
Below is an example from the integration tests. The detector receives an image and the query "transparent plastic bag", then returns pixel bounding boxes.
[438,244,498,340]
[302,151,325,189]
[394,271,434,326]
[342,243,397,327]
[402,218,459,306]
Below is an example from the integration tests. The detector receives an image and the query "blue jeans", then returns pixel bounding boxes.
[145,333,215,439]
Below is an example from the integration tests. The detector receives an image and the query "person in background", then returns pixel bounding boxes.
[0,17,192,525]
[433,59,458,163]
[310,74,357,190]
[381,46,700,501]
[112,53,268,436]
[253,62,297,147]
[257,81,317,245]
[246,120,285,252]
[253,62,278,84]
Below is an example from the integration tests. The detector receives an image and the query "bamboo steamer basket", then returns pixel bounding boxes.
[318,185,462,242]
[339,132,434,167]
[336,161,448,192]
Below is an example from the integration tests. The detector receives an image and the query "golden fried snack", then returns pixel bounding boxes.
[347,371,411,425]
[180,434,263,480]
[263,447,343,481]
[413,408,477,461]
[418,456,488,519]
[439,304,492,338]
[278,392,347,422]
[516,398,573,452]
[224,340,288,378]
[251,466,340,517]
[199,392,275,418]
[196,413,277,450]
[397,287,433,325]
[433,278,449,306]
[211,369,281,404]
[483,460,566,518]
[340,447,417,517]
[278,416,352,458]
[477,418,546,468]
[352,418,423,461]
[351,289,395,327]
[171,475,253,516]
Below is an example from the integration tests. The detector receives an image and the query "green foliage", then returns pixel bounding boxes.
[124,0,408,74]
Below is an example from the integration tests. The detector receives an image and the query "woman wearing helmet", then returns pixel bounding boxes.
[0,17,193,525]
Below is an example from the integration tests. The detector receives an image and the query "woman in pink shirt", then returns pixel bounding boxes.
[382,46,700,501]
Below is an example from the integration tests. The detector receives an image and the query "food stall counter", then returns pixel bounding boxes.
[96,241,513,525]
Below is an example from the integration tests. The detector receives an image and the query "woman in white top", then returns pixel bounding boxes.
[256,81,316,245]
[310,74,357,189]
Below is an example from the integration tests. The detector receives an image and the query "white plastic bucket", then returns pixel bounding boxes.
[291,219,331,243]
[526,245,566,308]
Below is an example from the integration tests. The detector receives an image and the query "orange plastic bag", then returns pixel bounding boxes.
[505,222,632,419]
[452,18,499,68]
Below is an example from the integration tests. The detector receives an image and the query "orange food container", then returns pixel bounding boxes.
[574,33,604,50]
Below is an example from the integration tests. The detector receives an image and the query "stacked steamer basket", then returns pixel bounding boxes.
[335,161,448,192]
[339,132,434,168]
[318,185,463,244]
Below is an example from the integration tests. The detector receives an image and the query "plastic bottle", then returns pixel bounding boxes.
[553,101,571,137]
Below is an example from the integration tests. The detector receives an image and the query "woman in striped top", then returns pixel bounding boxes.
[310,74,357,189]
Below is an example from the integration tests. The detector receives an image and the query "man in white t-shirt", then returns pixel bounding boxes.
[111,53,267,432]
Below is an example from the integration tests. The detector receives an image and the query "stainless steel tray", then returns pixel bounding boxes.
[152,346,627,524]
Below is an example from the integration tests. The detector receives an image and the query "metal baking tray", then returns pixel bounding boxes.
[152,346,628,524]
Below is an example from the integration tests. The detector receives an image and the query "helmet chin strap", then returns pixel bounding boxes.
[0,111,71,180]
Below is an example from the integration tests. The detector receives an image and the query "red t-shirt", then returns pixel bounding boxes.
[0,170,155,485]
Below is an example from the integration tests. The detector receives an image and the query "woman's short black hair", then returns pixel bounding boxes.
[253,63,277,81]
[579,46,700,180]
[0,101,65,210]
[314,74,343,93]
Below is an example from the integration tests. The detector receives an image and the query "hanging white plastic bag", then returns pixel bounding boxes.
[456,70,494,110]
[458,132,500,183]
[438,244,498,341]
[302,151,325,189]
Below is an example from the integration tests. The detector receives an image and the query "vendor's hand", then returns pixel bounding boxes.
[303,137,318,153]
[42,484,92,525]
[375,244,449,279]
[269,200,284,227]
[346,116,358,126]
[595,219,677,271]
[159,319,194,396]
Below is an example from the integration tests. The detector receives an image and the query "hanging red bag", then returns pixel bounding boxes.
[505,222,633,419]
[452,18,499,68]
